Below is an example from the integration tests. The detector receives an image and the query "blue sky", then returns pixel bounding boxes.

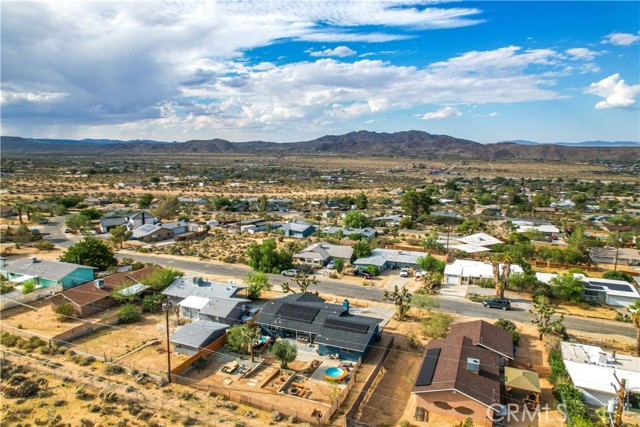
[1,1,639,144]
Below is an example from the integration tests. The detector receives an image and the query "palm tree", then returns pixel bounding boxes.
[630,300,640,356]
[12,200,28,224]
[240,325,261,363]
[491,252,513,299]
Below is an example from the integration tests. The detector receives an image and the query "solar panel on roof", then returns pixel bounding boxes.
[589,281,633,293]
[139,224,156,232]
[275,303,319,323]
[324,317,369,334]
[416,348,441,386]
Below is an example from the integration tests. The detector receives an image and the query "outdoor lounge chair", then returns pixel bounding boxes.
[221,361,239,374]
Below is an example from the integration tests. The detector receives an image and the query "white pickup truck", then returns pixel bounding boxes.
[400,268,410,277]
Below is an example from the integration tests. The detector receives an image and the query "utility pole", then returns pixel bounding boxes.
[163,299,172,383]
[613,372,626,427]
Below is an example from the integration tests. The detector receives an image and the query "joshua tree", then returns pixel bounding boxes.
[629,300,640,356]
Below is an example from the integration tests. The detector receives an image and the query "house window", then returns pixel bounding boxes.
[340,348,355,354]
[266,325,278,332]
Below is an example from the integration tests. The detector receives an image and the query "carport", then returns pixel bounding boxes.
[505,367,541,410]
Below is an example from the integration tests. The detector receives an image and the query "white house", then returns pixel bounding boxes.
[561,342,640,408]
[536,273,640,307]
[353,248,428,270]
[444,259,523,286]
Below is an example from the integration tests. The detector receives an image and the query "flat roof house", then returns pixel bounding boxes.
[1,257,96,290]
[412,327,504,426]
[323,226,377,240]
[293,242,354,266]
[444,259,523,286]
[353,248,429,270]
[131,224,173,243]
[255,293,383,362]
[561,342,640,409]
[536,273,640,308]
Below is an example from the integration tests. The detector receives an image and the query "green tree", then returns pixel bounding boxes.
[401,190,433,220]
[382,285,413,320]
[270,339,297,369]
[494,318,520,346]
[151,196,180,221]
[109,225,133,249]
[530,301,565,340]
[422,230,445,253]
[417,255,446,274]
[60,237,116,271]
[399,217,414,229]
[455,219,486,234]
[602,270,634,283]
[257,195,269,212]
[139,268,183,292]
[226,324,261,362]
[138,194,154,209]
[79,208,102,220]
[246,239,293,273]
[354,193,368,210]
[281,271,318,294]
[343,211,372,228]
[245,271,272,300]
[334,257,344,273]
[65,213,90,231]
[550,273,585,303]
[366,265,380,276]
[119,303,141,324]
[142,294,165,313]
[12,200,28,224]
[351,240,372,261]
[150,176,161,184]
[54,303,75,322]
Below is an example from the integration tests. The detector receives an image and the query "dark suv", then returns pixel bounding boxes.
[482,298,511,310]
[353,269,373,279]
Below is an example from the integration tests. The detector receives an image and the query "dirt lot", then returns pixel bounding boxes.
[74,312,167,360]
[1,299,86,337]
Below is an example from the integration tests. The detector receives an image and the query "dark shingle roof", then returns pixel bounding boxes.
[413,334,502,408]
[255,293,382,352]
[170,319,228,348]
[449,320,514,360]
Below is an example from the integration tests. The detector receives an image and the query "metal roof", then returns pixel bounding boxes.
[2,258,95,282]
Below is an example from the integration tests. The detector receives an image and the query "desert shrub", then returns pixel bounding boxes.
[119,304,141,324]
[0,333,21,347]
[22,280,36,294]
[54,303,75,322]
[16,379,39,398]
[35,240,55,251]
[420,312,452,339]
[103,364,125,375]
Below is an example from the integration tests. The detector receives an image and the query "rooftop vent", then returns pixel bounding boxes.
[94,279,105,289]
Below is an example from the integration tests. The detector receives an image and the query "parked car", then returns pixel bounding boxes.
[482,298,511,310]
[38,218,49,224]
[326,260,336,270]
[353,269,373,279]
[62,227,71,233]
[414,270,428,280]
[400,268,409,277]
[241,307,261,323]
[281,269,298,277]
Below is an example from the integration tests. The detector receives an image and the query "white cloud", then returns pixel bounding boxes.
[602,32,640,46]
[586,73,640,110]
[565,48,602,61]
[422,106,462,120]
[0,89,68,104]
[310,46,357,57]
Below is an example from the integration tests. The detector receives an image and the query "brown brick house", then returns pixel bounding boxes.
[50,266,160,318]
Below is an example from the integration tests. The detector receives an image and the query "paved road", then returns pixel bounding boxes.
[39,218,635,339]
[117,252,636,339]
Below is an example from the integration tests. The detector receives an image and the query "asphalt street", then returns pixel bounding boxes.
[36,216,635,339]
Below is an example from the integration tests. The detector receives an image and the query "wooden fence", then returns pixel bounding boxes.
[170,334,227,376]
[344,335,395,427]
[50,313,120,344]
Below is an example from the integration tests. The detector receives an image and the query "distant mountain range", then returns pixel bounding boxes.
[2,131,639,161]
[502,139,640,147]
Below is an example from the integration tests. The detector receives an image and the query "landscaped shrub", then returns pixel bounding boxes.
[141,294,164,313]
[494,318,520,346]
[420,312,452,339]
[119,304,141,324]
[54,303,75,322]
[34,240,55,251]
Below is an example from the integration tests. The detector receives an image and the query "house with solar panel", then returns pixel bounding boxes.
[412,320,519,426]
[254,293,383,362]
[536,273,640,307]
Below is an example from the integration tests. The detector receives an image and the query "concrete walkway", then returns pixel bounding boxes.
[439,282,468,298]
